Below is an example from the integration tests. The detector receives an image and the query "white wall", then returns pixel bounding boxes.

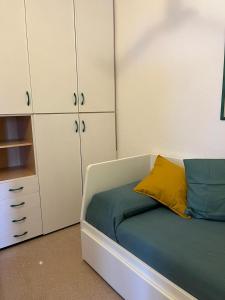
[115,0,225,158]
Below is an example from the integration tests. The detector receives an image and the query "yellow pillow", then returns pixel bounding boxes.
[134,155,190,218]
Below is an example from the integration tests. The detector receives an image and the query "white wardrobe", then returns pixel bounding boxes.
[0,0,116,247]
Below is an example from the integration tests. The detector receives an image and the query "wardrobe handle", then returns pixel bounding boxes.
[80,93,85,105]
[73,92,77,106]
[10,202,25,208]
[82,120,86,132]
[75,120,79,133]
[9,187,24,192]
[26,91,30,106]
[12,217,27,223]
[14,231,28,238]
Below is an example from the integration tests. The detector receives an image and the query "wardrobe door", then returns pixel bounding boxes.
[0,0,31,115]
[34,114,82,234]
[75,0,115,112]
[80,113,116,180]
[26,0,78,113]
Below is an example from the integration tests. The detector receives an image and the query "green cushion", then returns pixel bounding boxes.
[184,159,225,220]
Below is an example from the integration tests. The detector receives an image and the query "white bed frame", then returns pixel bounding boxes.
[81,154,197,300]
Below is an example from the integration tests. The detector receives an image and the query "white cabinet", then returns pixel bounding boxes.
[0,0,32,115]
[34,114,82,234]
[79,113,116,179]
[0,0,115,115]
[75,0,115,112]
[26,0,78,113]
[34,113,116,233]
[26,0,115,114]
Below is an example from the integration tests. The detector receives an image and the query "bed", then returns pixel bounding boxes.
[80,154,225,300]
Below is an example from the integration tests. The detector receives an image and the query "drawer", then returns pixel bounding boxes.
[0,193,41,219]
[0,176,39,201]
[0,195,42,248]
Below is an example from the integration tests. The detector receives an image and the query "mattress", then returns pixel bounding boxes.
[117,207,225,300]
[86,181,159,241]
[86,184,225,300]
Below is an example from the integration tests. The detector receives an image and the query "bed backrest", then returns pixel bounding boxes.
[81,154,184,222]
[81,154,152,221]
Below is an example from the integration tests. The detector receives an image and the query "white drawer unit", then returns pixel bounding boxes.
[0,193,42,248]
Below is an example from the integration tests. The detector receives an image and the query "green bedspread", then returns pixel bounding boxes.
[116,207,225,300]
[86,182,159,241]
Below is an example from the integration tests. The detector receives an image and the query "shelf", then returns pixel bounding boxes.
[0,140,33,149]
[0,116,36,181]
[0,166,35,182]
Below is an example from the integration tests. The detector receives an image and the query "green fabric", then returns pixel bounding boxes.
[86,182,159,241]
[184,159,225,220]
[116,207,225,300]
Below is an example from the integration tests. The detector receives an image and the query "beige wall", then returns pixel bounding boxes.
[115,0,225,158]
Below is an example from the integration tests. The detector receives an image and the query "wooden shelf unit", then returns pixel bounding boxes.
[0,116,36,181]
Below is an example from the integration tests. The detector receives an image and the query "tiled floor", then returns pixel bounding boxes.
[0,225,122,300]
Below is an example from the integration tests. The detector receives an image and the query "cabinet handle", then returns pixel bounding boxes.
[80,92,85,105]
[73,92,77,106]
[26,91,30,106]
[10,202,25,208]
[12,217,27,223]
[9,187,24,192]
[82,120,86,132]
[14,231,28,238]
[75,120,79,133]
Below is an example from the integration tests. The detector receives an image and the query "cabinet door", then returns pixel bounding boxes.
[75,0,115,112]
[34,114,82,234]
[80,113,116,180]
[26,0,78,113]
[0,0,31,115]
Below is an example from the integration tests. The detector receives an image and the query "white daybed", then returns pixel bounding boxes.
[80,154,197,300]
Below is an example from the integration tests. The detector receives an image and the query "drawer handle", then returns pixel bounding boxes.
[14,231,28,238]
[12,217,27,223]
[9,187,24,192]
[10,202,25,208]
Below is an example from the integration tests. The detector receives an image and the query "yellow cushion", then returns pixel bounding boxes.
[134,155,190,218]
